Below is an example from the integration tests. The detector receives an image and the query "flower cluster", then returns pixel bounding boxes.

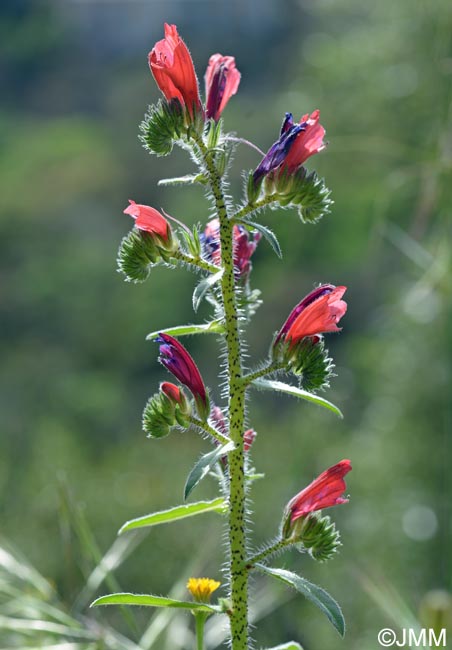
[149,23,240,124]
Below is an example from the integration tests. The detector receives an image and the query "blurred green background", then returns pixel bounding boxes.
[1,0,451,648]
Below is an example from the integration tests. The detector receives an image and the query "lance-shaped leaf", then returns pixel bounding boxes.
[146,321,225,341]
[235,219,282,259]
[118,498,227,535]
[252,379,343,418]
[184,441,235,500]
[193,269,224,312]
[268,641,303,650]
[158,173,208,186]
[256,564,345,637]
[91,593,219,613]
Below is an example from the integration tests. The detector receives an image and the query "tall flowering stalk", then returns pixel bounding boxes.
[92,23,352,650]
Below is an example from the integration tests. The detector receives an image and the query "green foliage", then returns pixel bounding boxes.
[256,565,345,637]
[184,441,235,500]
[118,498,227,535]
[252,378,343,418]
[91,592,219,613]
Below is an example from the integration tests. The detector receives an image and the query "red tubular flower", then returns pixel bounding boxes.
[253,111,326,184]
[124,200,170,241]
[205,54,241,121]
[276,285,347,346]
[200,218,261,277]
[148,23,202,118]
[287,459,352,522]
[282,110,326,172]
[156,333,209,419]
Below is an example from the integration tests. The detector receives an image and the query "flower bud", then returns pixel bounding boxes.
[205,54,241,122]
[156,334,210,420]
[142,383,191,438]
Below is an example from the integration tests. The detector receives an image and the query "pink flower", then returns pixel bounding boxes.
[200,219,261,277]
[148,24,202,118]
[282,110,326,172]
[253,111,326,184]
[276,285,347,346]
[123,200,170,241]
[156,333,209,419]
[205,54,241,121]
[287,459,352,522]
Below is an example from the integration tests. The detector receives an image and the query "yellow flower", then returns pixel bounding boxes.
[187,577,221,603]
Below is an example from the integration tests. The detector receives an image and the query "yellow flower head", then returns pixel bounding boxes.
[187,577,221,603]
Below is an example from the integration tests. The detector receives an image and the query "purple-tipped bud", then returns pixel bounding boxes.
[253,122,304,185]
[156,333,209,420]
[205,54,241,122]
[200,219,261,278]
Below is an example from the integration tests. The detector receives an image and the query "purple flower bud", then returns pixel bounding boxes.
[156,333,209,419]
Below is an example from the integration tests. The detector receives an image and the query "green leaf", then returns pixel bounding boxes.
[118,498,227,535]
[252,379,343,418]
[158,173,207,186]
[184,441,235,500]
[91,593,218,613]
[192,270,224,312]
[236,219,282,258]
[146,321,225,341]
[256,565,345,637]
[268,641,303,650]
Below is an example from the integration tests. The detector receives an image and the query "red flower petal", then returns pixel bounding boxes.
[286,286,347,342]
[148,23,201,117]
[288,459,352,521]
[123,200,170,240]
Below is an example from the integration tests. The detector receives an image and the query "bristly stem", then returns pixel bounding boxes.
[242,361,288,386]
[172,249,220,274]
[188,415,230,446]
[192,132,249,650]
[244,539,289,569]
[232,194,279,221]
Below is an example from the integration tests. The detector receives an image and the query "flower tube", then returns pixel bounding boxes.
[156,333,209,419]
[148,23,202,119]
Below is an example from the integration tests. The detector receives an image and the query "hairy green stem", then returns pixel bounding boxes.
[244,539,289,569]
[193,133,249,650]
[188,415,230,446]
[173,250,220,274]
[242,361,287,386]
[232,194,279,221]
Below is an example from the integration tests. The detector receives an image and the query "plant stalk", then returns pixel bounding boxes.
[193,133,249,650]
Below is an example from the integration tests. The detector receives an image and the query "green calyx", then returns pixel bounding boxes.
[140,99,205,157]
[117,227,178,283]
[140,99,186,157]
[142,389,191,439]
[273,336,334,392]
[286,513,341,562]
[264,167,333,223]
